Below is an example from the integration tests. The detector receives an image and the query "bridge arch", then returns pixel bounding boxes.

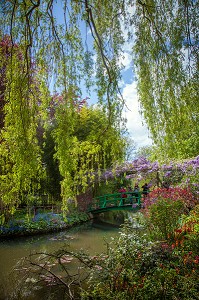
[87,192,145,214]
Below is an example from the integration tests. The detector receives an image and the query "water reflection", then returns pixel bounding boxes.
[0,218,121,299]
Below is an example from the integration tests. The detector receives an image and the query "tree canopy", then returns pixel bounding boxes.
[133,0,199,159]
[1,0,197,156]
[0,0,198,214]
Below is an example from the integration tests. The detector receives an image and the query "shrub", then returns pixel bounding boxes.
[146,197,184,241]
[80,221,199,299]
[141,187,198,241]
[143,187,197,213]
[172,204,199,255]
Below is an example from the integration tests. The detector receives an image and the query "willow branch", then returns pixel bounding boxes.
[84,0,126,135]
[47,0,68,94]
[24,0,41,76]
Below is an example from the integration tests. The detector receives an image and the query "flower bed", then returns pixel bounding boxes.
[0,211,91,238]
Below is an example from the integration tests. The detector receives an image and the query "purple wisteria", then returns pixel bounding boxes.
[99,155,199,190]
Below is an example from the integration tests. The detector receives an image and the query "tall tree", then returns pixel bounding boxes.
[0,0,126,212]
[49,93,126,210]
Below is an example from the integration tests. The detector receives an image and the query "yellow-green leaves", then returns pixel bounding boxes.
[51,101,125,209]
[133,0,199,159]
[0,53,44,208]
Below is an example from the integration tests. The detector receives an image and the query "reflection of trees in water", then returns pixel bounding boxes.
[12,246,101,300]
[95,211,145,229]
[95,210,127,225]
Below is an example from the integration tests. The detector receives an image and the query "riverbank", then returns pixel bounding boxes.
[0,210,91,239]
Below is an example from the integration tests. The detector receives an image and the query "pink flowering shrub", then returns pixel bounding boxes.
[141,187,198,241]
[142,187,197,214]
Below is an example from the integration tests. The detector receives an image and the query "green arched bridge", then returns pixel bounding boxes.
[87,192,147,214]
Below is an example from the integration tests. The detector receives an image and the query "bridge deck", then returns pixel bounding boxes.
[87,192,146,214]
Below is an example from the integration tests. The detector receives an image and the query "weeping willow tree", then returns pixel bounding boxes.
[0,0,127,215]
[0,0,198,216]
[0,36,45,217]
[133,0,199,159]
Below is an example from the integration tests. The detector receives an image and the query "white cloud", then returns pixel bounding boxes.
[122,81,153,148]
[119,52,132,71]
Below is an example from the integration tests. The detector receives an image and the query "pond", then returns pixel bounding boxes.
[0,216,123,300]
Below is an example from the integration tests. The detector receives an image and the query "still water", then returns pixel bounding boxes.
[0,218,122,299]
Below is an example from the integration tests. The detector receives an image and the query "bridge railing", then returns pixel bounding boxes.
[88,192,146,212]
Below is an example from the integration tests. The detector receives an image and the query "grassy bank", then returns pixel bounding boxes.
[0,209,91,239]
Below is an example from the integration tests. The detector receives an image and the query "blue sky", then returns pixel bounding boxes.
[80,45,153,149]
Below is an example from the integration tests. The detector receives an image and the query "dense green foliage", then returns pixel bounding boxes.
[0,1,128,215]
[50,101,126,210]
[0,0,198,216]
[133,0,199,158]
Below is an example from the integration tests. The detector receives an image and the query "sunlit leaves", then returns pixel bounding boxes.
[0,52,44,207]
[133,0,199,159]
[51,100,126,211]
[0,0,198,217]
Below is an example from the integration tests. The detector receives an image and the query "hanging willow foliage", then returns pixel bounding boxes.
[133,0,199,159]
[0,0,127,213]
[51,94,126,214]
[0,0,198,214]
[0,49,44,212]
